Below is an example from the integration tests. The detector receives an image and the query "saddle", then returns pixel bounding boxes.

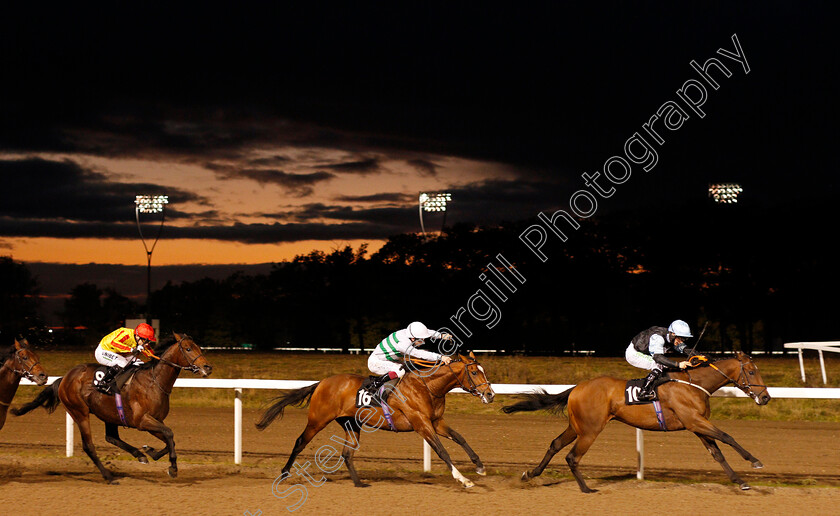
[624,375,670,405]
[356,376,400,408]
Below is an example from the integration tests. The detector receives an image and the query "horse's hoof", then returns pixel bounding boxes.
[740,483,751,491]
[582,488,598,494]
[476,466,486,476]
[463,480,475,488]
[752,460,764,469]
[167,466,178,478]
[354,483,371,488]
[520,471,530,482]
[138,456,148,464]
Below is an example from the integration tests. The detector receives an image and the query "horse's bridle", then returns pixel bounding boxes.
[1,348,42,383]
[447,357,492,398]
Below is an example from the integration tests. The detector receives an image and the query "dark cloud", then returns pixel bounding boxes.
[322,158,381,174]
[0,158,205,223]
[334,192,414,203]
[407,158,438,177]
[207,163,335,197]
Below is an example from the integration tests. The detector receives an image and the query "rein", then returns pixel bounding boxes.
[686,355,768,401]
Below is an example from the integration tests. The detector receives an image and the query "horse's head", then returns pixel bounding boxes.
[451,351,495,404]
[164,333,213,377]
[732,351,771,405]
[9,337,48,385]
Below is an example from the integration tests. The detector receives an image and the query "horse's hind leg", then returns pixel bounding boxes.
[565,432,600,493]
[695,433,751,490]
[434,419,486,475]
[72,411,115,483]
[105,422,149,464]
[281,413,333,477]
[334,416,366,487]
[522,424,577,481]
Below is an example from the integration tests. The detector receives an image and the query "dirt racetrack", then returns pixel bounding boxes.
[2,406,839,516]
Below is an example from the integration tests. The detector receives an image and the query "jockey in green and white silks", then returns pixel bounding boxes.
[367,322,453,390]
[625,319,694,401]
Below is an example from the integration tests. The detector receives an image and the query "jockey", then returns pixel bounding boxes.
[94,323,157,395]
[625,320,695,401]
[367,321,453,393]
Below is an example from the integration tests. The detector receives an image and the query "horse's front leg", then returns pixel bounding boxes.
[433,419,485,475]
[135,414,178,478]
[410,415,474,488]
[686,417,763,468]
[694,433,751,490]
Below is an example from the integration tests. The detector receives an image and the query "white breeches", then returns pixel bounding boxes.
[95,346,143,368]
[368,355,406,377]
[625,343,661,371]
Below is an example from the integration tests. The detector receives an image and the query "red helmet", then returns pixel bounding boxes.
[134,323,157,342]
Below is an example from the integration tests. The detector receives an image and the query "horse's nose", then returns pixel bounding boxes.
[203,364,213,376]
[37,372,48,385]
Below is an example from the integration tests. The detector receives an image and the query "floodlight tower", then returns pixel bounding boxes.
[418,192,452,236]
[135,195,168,324]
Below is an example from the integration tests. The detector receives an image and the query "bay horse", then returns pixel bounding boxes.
[502,351,771,492]
[12,333,211,483]
[256,351,495,488]
[1,337,48,430]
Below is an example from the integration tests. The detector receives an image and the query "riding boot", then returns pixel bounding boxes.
[368,373,392,395]
[97,365,122,395]
[638,368,662,401]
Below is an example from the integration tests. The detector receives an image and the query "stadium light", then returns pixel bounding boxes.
[419,192,452,236]
[708,183,743,204]
[135,195,168,323]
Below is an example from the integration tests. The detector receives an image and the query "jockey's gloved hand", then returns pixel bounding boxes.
[136,344,145,352]
[440,333,453,341]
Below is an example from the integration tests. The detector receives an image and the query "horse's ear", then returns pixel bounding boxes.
[469,350,476,360]
[173,332,182,340]
[14,338,22,350]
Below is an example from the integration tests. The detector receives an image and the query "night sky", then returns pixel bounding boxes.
[1,3,837,308]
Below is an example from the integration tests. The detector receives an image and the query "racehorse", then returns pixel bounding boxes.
[502,351,771,492]
[1,337,48,430]
[256,351,495,488]
[12,333,211,483]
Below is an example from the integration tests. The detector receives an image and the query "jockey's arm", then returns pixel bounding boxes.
[652,354,689,370]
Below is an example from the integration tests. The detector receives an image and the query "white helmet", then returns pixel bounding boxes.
[407,321,435,339]
[668,320,693,338]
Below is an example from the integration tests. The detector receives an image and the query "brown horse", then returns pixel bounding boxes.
[12,333,211,482]
[1,337,48,430]
[256,351,495,488]
[503,351,771,492]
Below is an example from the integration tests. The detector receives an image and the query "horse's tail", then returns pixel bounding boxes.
[11,377,63,416]
[502,386,574,416]
[255,382,320,431]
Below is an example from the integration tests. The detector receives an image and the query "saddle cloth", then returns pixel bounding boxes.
[624,378,660,405]
[355,377,399,408]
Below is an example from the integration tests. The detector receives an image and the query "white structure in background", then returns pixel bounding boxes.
[708,183,743,203]
[784,341,840,384]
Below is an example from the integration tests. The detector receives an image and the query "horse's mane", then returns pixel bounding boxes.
[1,344,16,364]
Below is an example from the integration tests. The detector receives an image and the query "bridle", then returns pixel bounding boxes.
[689,355,768,402]
[1,347,43,383]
